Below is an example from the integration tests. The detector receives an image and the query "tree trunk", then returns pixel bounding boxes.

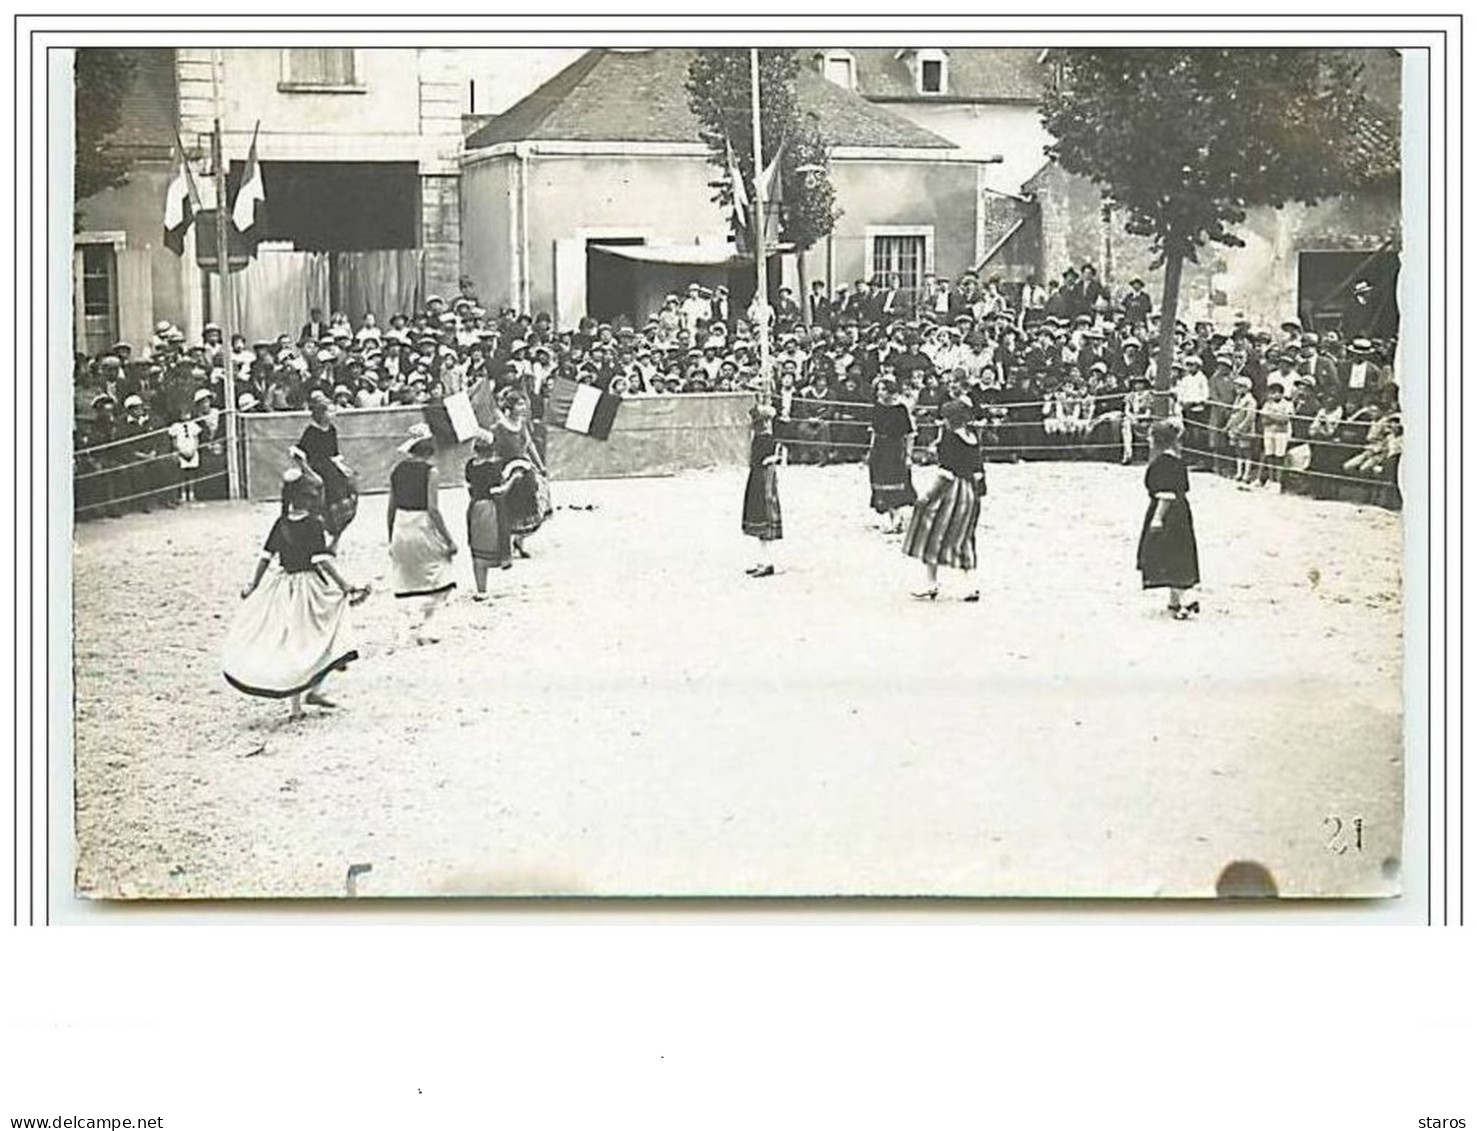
[797,246,812,328]
[1154,249,1185,419]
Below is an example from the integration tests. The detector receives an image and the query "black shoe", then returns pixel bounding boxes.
[962,591,980,603]
[750,565,775,578]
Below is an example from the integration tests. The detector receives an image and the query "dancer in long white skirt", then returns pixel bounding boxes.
[223,468,370,721]
[387,422,458,644]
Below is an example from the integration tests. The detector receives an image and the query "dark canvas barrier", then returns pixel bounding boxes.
[548,393,752,480]
[241,394,752,499]
[241,407,475,501]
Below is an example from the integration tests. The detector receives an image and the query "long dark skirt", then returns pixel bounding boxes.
[902,473,979,571]
[868,436,918,513]
[1136,497,1200,589]
[742,464,783,540]
[317,464,359,538]
[504,468,545,537]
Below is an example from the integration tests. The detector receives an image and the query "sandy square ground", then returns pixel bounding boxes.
[71,461,1404,899]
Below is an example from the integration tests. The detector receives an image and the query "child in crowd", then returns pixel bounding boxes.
[1225,376,1260,486]
[168,408,202,505]
[1258,380,1294,491]
[1120,376,1153,464]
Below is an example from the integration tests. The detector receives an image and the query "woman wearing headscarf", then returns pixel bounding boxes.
[902,398,985,602]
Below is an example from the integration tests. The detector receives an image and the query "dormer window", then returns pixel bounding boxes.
[914,48,948,95]
[819,50,855,90]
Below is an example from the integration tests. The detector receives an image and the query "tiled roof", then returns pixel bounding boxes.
[813,48,1049,104]
[1348,105,1401,182]
[465,49,955,151]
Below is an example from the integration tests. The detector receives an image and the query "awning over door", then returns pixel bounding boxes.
[593,242,791,267]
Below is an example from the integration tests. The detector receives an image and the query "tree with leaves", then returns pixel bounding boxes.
[74,49,137,225]
[685,49,839,322]
[1041,49,1383,408]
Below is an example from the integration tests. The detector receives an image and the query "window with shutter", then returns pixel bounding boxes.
[280,49,360,90]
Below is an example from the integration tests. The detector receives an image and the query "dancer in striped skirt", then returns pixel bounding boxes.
[903,399,985,602]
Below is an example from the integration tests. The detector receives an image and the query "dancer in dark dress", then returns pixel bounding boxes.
[1136,419,1201,619]
[464,433,513,600]
[741,403,784,577]
[293,391,359,550]
[867,377,918,533]
[492,389,550,558]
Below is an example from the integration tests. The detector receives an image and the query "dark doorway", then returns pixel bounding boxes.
[586,238,644,326]
[232,161,421,252]
[1297,249,1400,338]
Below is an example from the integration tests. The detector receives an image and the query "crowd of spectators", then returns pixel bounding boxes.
[73,265,1403,518]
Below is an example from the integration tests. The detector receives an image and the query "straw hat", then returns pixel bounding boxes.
[397,422,434,455]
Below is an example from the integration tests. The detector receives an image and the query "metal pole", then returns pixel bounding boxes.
[749,48,771,401]
[211,50,241,499]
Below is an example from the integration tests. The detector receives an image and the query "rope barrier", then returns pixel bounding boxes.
[73,446,230,481]
[74,408,237,457]
[1192,412,1399,452]
[73,470,231,515]
[1177,444,1401,489]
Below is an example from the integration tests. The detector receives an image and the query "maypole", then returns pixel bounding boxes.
[749,48,771,402]
[211,49,242,498]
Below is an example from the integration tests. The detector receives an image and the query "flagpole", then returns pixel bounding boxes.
[211,49,241,499]
[749,48,771,402]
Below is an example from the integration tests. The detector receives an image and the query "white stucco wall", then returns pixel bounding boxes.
[879,101,1052,194]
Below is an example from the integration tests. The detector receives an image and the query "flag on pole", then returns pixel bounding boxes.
[756,140,785,250]
[231,121,266,232]
[163,138,202,256]
[548,376,620,441]
[725,138,750,230]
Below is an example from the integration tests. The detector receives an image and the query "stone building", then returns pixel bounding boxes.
[460,48,1001,327]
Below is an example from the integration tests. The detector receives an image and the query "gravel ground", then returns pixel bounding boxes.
[72,461,1404,900]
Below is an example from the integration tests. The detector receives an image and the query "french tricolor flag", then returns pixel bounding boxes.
[548,376,620,441]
